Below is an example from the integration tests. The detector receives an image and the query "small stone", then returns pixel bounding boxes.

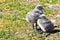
[55,14,60,17]
[48,4,60,10]
[50,19,56,23]
[15,32,19,35]
[48,4,53,9]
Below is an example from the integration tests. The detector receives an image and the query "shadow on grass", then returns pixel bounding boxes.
[46,29,60,37]
[36,27,60,37]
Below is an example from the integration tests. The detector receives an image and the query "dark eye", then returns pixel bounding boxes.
[37,6,43,10]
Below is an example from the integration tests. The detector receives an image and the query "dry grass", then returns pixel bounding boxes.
[0,0,60,40]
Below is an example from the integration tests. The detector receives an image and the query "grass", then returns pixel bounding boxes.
[0,0,60,40]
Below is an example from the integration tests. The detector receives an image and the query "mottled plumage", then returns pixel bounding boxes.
[26,5,44,29]
[26,5,55,33]
[37,16,55,32]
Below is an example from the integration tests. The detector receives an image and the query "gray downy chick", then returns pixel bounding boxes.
[26,5,44,29]
[37,16,55,32]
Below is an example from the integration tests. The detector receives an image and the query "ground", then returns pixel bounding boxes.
[0,0,60,40]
